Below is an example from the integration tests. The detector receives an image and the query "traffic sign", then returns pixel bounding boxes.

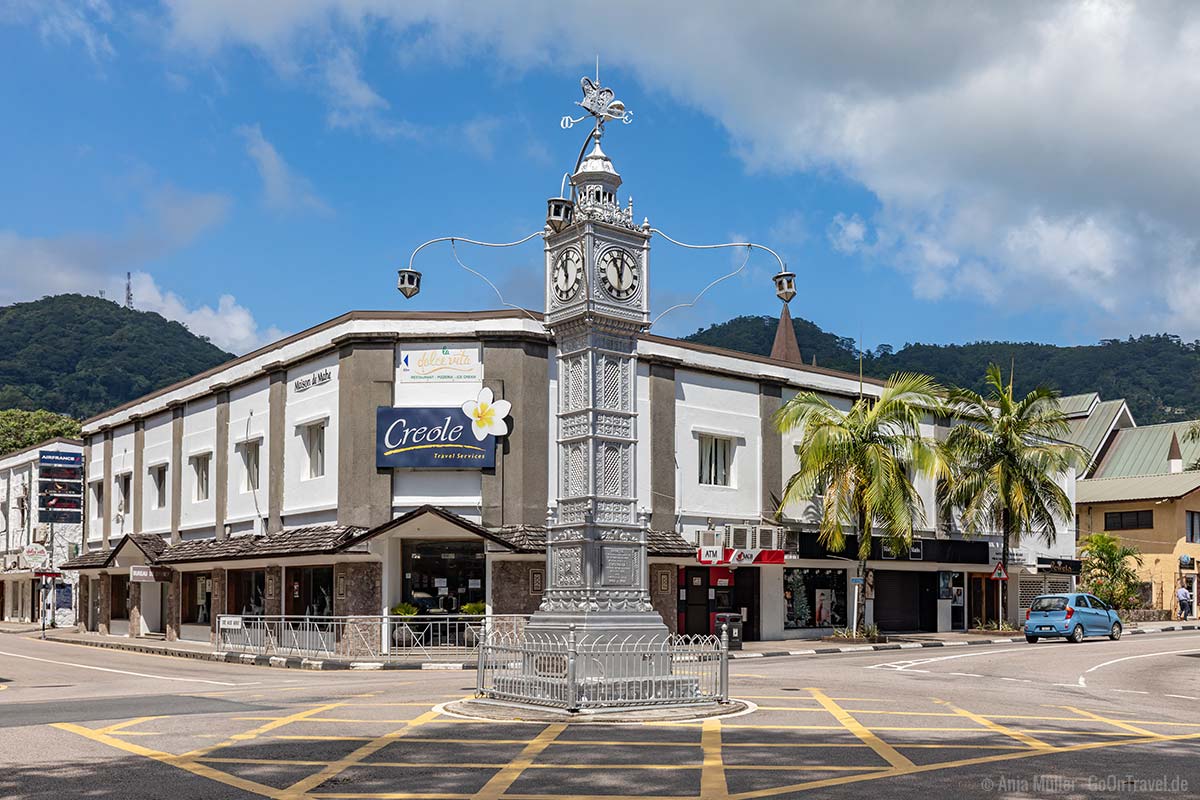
[22,543,49,569]
[990,561,1009,581]
[850,577,865,585]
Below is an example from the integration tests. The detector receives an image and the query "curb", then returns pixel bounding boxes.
[47,624,1200,671]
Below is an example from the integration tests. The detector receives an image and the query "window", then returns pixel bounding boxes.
[1188,511,1200,544]
[90,481,104,520]
[1074,595,1091,608]
[117,473,131,517]
[1104,510,1153,530]
[240,440,261,493]
[303,423,325,479]
[150,465,168,509]
[698,435,732,486]
[191,454,211,502]
[181,572,212,624]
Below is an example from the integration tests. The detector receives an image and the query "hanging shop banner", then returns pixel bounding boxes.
[1037,557,1082,575]
[398,345,483,384]
[38,450,84,524]
[376,389,510,469]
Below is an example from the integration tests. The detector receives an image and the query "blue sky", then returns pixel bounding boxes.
[3,3,1199,354]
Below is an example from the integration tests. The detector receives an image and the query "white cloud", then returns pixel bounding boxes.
[2,0,116,62]
[0,183,279,353]
[236,123,330,215]
[828,213,867,255]
[44,2,1200,335]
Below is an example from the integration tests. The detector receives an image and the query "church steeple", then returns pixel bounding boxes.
[770,302,802,364]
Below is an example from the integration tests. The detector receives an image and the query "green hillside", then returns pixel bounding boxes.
[0,294,235,420]
[685,315,1200,424]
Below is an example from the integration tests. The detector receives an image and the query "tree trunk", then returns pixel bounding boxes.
[1000,507,1011,628]
[856,509,869,635]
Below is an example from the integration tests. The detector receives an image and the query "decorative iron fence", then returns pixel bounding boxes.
[476,625,729,711]
[216,614,528,662]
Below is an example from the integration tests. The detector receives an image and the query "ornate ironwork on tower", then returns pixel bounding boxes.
[530,75,665,637]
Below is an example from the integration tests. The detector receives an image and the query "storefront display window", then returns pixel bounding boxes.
[110,574,130,620]
[286,566,334,617]
[403,541,485,613]
[784,568,846,629]
[228,569,265,615]
[182,572,212,624]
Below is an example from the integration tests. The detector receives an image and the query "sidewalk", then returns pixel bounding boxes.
[0,621,78,635]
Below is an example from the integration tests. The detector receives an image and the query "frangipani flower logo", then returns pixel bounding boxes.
[462,387,511,441]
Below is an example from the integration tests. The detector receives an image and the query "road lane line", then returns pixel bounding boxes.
[934,699,1050,749]
[700,718,727,799]
[866,647,1028,671]
[1166,694,1199,700]
[0,649,255,686]
[806,688,914,770]
[1082,647,1200,675]
[52,723,283,799]
[471,721,567,800]
[1061,706,1157,737]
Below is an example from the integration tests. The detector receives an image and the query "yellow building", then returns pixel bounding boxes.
[1075,432,1200,616]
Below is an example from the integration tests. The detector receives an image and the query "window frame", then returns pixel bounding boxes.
[697,433,733,487]
[1104,509,1153,531]
[302,422,326,480]
[191,453,211,503]
[239,439,261,494]
[1187,510,1200,544]
[149,464,168,510]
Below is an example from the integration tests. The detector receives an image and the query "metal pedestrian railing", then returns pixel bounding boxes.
[216,614,528,662]
[476,624,729,711]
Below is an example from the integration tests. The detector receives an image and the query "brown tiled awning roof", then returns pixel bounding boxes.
[158,524,368,565]
[59,549,111,570]
[487,524,694,557]
[60,533,170,570]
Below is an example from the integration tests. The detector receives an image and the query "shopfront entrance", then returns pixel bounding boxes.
[402,541,485,614]
[970,573,1001,627]
[784,567,848,631]
[285,566,334,617]
[874,570,938,632]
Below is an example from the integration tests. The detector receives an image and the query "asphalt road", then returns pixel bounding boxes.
[1,630,1198,799]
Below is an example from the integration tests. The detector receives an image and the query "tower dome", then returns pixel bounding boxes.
[570,140,635,229]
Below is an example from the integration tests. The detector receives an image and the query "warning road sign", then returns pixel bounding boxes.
[990,561,1009,581]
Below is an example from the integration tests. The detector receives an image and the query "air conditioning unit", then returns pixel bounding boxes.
[699,528,722,548]
[754,526,779,550]
[32,526,49,544]
[726,524,752,550]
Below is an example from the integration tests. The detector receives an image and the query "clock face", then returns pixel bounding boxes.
[599,247,640,301]
[552,248,583,302]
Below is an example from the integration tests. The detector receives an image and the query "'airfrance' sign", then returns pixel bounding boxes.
[376,407,497,469]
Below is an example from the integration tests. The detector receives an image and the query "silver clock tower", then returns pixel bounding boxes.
[530,79,666,639]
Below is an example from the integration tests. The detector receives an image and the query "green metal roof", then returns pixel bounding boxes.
[1092,420,1200,478]
[1064,399,1129,463]
[1076,471,1200,504]
[1057,393,1099,418]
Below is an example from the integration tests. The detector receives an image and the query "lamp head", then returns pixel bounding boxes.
[773,270,796,304]
[397,268,422,299]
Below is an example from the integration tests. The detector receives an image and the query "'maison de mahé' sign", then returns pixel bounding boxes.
[376,407,496,468]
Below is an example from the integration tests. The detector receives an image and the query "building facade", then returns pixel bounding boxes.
[1,438,84,625]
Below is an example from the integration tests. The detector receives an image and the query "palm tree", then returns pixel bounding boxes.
[775,373,945,634]
[1079,532,1144,609]
[942,365,1086,624]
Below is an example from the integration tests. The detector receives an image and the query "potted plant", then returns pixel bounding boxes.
[461,601,487,646]
[390,602,419,648]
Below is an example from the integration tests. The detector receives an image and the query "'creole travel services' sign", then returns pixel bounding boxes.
[376,388,511,469]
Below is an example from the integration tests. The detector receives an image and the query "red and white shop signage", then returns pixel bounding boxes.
[696,548,785,566]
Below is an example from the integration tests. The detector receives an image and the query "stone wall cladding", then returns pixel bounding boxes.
[650,563,678,635]
[98,572,111,635]
[335,561,382,658]
[77,578,90,632]
[210,567,226,643]
[264,565,283,616]
[129,580,142,637]
[490,560,543,616]
[166,570,181,642]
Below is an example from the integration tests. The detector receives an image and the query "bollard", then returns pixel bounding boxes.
[566,624,579,712]
[719,623,730,703]
[475,628,487,697]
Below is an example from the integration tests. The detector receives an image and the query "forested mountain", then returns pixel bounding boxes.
[0,294,234,420]
[685,315,1200,424]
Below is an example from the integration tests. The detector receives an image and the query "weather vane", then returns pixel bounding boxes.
[560,60,633,136]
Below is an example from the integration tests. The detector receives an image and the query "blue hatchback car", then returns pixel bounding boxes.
[1024,592,1124,644]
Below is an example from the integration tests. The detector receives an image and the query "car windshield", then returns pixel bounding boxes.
[1031,597,1068,612]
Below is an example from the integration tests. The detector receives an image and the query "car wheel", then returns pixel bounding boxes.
[1025,634,1038,644]
[1068,624,1085,643]
[1109,623,1122,641]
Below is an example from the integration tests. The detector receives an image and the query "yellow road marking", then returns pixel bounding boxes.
[1018,729,1138,737]
[472,723,566,800]
[700,718,727,799]
[275,735,375,741]
[806,688,914,770]
[52,723,283,799]
[98,716,167,734]
[754,707,960,717]
[229,703,347,742]
[278,710,442,799]
[1062,706,1157,737]
[726,730,1200,799]
[934,700,1049,749]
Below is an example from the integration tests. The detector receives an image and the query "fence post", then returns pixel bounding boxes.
[475,624,487,697]
[566,624,579,712]
[719,623,730,703]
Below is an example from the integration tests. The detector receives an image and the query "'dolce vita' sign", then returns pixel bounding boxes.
[375,389,512,469]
